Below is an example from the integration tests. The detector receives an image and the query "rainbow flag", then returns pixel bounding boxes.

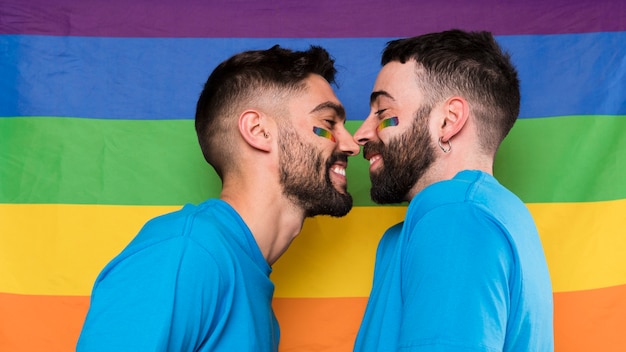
[1,1,625,351]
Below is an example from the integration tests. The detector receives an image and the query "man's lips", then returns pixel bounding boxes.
[367,154,382,166]
[329,162,349,193]
[363,142,384,170]
[330,164,347,177]
[328,153,349,178]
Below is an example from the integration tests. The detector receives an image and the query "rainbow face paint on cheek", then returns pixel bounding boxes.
[313,127,336,142]
[377,116,399,132]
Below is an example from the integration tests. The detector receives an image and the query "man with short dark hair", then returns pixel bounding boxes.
[77,45,359,351]
[353,30,553,351]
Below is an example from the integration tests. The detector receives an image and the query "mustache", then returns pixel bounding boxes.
[362,141,384,158]
[328,152,349,165]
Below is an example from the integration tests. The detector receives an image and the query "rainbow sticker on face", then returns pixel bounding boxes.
[313,126,336,142]
[377,116,399,132]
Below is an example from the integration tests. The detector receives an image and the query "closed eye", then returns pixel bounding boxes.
[325,119,337,128]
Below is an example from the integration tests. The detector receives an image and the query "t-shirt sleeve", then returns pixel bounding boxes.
[398,203,514,351]
[77,236,223,351]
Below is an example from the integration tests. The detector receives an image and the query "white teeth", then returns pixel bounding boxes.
[369,155,381,165]
[331,166,346,176]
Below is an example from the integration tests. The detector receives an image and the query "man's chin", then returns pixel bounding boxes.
[305,195,353,218]
[370,186,405,205]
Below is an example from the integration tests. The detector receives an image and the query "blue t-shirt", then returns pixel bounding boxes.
[355,170,553,351]
[77,199,279,351]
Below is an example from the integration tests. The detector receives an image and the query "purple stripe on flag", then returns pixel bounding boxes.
[1,0,624,38]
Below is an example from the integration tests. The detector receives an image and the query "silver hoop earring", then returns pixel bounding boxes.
[438,137,451,153]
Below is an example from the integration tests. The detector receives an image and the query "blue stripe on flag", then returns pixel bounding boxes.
[1,32,624,120]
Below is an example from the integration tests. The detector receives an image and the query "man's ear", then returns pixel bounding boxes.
[238,109,272,152]
[440,96,469,142]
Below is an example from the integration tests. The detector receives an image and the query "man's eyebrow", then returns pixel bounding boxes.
[370,90,394,105]
[310,101,346,120]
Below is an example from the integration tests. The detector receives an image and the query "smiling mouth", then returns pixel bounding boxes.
[328,163,349,193]
[330,165,346,177]
[368,154,382,166]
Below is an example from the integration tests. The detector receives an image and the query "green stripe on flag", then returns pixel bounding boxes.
[495,115,626,203]
[0,117,370,205]
[1,117,217,205]
[2,115,625,205]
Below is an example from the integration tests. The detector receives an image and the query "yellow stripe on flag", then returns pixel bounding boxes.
[272,207,406,297]
[0,204,176,295]
[528,200,626,292]
[1,201,625,296]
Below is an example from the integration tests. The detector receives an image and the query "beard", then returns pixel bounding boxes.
[278,126,353,217]
[364,106,436,204]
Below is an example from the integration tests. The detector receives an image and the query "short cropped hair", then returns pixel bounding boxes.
[382,29,520,153]
[195,45,337,177]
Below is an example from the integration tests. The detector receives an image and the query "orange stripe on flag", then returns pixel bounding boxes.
[554,284,626,352]
[273,297,367,351]
[0,293,367,351]
[4,286,626,351]
[0,292,89,352]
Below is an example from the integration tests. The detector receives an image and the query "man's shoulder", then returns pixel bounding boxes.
[139,199,237,238]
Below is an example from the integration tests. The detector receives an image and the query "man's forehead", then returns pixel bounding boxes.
[377,60,417,82]
[296,76,345,118]
[371,61,421,105]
